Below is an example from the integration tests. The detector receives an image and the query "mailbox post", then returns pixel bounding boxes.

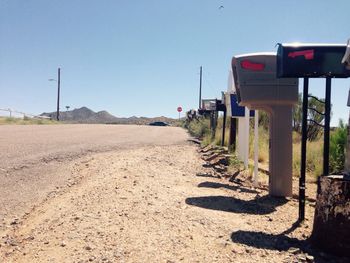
[277,43,350,221]
[232,53,298,197]
[225,93,254,169]
[277,42,350,256]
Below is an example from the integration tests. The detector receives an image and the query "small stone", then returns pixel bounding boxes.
[85,245,92,251]
[306,255,314,262]
[298,254,307,261]
[10,218,19,225]
[288,247,300,254]
[60,241,66,247]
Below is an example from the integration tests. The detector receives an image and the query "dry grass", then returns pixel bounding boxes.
[0,117,59,125]
[186,115,326,180]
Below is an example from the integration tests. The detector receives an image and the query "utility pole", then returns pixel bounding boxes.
[57,68,61,121]
[199,66,202,109]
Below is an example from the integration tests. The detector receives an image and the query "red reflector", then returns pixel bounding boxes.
[288,49,314,60]
[240,60,265,71]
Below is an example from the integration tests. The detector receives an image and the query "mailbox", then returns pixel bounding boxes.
[232,53,298,107]
[231,52,298,197]
[230,94,254,117]
[201,99,217,111]
[277,43,350,78]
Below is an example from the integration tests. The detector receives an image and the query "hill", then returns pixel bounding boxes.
[41,107,177,125]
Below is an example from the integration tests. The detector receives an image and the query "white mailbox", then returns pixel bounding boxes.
[231,53,299,197]
[232,52,298,107]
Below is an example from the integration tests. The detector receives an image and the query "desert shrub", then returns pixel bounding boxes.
[187,118,210,138]
[329,120,347,174]
[228,154,243,170]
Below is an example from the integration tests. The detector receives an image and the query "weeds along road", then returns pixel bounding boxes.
[0,124,188,223]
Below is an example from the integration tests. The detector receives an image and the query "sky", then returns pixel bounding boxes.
[0,0,349,125]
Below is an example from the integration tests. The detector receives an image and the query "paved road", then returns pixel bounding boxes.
[0,124,188,222]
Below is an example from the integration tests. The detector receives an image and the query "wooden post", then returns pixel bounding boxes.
[221,107,227,146]
[312,175,350,257]
[229,117,237,150]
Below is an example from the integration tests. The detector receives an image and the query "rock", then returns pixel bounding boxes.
[298,254,307,261]
[60,241,66,247]
[288,247,300,254]
[10,218,19,225]
[306,254,314,262]
[85,245,92,251]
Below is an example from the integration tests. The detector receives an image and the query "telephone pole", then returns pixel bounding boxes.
[199,66,202,109]
[57,68,61,121]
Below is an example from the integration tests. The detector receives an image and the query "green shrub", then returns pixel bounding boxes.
[228,154,243,170]
[329,120,347,174]
[187,118,210,138]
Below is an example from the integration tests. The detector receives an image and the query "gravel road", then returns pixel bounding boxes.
[0,124,187,170]
[0,124,188,224]
[0,125,347,262]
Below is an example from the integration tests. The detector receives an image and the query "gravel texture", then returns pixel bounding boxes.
[0,125,348,262]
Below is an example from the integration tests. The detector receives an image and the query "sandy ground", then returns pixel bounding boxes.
[0,125,347,262]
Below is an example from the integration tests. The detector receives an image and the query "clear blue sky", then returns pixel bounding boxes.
[0,0,349,125]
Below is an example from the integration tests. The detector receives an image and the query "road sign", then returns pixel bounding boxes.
[177,106,182,112]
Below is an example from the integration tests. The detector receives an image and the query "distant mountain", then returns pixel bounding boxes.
[41,107,176,125]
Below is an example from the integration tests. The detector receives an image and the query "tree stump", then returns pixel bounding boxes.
[311,175,350,257]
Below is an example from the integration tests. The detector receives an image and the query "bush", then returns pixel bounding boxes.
[187,118,210,138]
[329,120,348,174]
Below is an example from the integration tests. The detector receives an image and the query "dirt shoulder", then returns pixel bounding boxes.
[0,143,347,262]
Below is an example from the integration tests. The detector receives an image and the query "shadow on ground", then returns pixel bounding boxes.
[231,229,304,251]
[230,229,348,263]
[185,195,288,215]
[198,181,258,194]
[195,173,220,179]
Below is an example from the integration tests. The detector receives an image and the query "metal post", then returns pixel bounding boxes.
[57,68,61,121]
[221,107,227,146]
[299,77,309,222]
[229,117,237,150]
[199,66,202,109]
[323,77,332,176]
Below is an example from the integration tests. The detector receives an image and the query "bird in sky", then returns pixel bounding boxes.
[219,5,224,9]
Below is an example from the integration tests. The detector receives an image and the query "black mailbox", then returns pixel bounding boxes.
[277,43,350,78]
